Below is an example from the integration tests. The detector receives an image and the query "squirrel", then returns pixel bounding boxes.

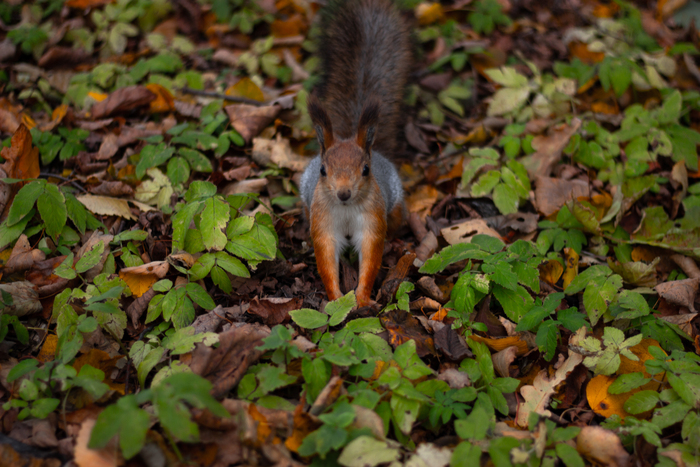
[299,0,412,307]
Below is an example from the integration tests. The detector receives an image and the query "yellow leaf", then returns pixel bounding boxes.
[470,335,529,356]
[562,247,579,289]
[87,91,108,102]
[415,2,443,25]
[225,77,264,102]
[119,271,158,297]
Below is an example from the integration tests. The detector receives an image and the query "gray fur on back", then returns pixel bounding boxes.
[300,151,403,216]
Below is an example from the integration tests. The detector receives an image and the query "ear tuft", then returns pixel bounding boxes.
[308,94,334,153]
[357,98,380,153]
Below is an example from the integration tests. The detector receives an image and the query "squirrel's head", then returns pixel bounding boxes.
[308,95,379,205]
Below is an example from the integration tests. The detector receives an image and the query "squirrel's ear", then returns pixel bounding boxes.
[308,95,334,153]
[357,98,380,153]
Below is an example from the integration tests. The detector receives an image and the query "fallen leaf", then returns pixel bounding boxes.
[77,194,136,221]
[225,104,280,142]
[655,277,699,312]
[521,119,582,179]
[0,281,42,317]
[74,418,119,467]
[247,296,303,325]
[251,136,310,172]
[516,350,583,427]
[146,83,175,113]
[91,86,156,119]
[576,426,629,467]
[534,177,590,216]
[539,259,564,285]
[441,219,503,245]
[37,334,58,363]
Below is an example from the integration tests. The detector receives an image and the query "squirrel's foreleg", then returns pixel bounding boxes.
[356,211,387,307]
[311,223,343,302]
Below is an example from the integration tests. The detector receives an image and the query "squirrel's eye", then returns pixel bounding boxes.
[320,165,327,177]
[362,164,370,177]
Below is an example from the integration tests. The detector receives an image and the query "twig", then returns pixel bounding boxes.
[39,173,87,193]
[180,87,266,106]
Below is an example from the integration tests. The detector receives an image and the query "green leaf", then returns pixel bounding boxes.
[471,170,501,197]
[327,291,357,326]
[472,234,505,253]
[7,181,43,226]
[419,243,487,274]
[89,396,150,459]
[289,309,328,329]
[582,274,622,326]
[167,156,190,186]
[37,184,67,239]
[608,372,650,394]
[492,182,520,214]
[171,201,202,251]
[214,251,250,278]
[623,390,660,414]
[492,284,533,322]
[30,398,60,419]
[556,443,585,467]
[75,241,105,273]
[7,359,38,382]
[185,283,215,310]
[536,320,559,361]
[483,260,518,291]
[199,196,229,251]
[179,147,212,173]
[64,192,88,234]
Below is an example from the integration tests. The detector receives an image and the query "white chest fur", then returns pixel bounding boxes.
[333,203,365,262]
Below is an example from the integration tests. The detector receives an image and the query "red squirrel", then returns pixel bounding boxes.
[299,0,411,307]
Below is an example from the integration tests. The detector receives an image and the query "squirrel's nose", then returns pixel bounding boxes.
[337,190,351,202]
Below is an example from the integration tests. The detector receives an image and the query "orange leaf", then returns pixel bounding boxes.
[285,406,320,453]
[65,0,112,8]
[591,101,619,114]
[0,124,40,181]
[587,375,630,418]
[568,41,605,64]
[37,335,58,363]
[540,259,564,286]
[469,335,529,356]
[119,271,158,297]
[145,83,175,113]
[631,246,659,263]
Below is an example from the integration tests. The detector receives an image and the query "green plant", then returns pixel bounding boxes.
[468,0,511,35]
[8,26,49,59]
[89,372,228,459]
[3,358,109,421]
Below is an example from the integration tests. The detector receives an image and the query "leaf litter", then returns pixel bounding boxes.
[0,0,699,466]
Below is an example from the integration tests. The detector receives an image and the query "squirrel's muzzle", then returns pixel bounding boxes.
[337,189,351,201]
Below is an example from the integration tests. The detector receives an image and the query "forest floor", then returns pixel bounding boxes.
[0,0,700,466]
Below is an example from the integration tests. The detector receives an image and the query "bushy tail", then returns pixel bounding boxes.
[315,0,412,158]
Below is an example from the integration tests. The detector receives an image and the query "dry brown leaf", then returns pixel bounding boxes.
[441,219,502,245]
[225,104,280,142]
[91,86,156,119]
[251,136,310,172]
[5,234,46,274]
[492,345,519,378]
[521,119,582,179]
[534,177,590,217]
[655,277,699,312]
[516,350,583,427]
[576,426,629,467]
[77,194,136,221]
[88,181,135,197]
[0,281,42,317]
[74,418,120,467]
[247,296,303,326]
